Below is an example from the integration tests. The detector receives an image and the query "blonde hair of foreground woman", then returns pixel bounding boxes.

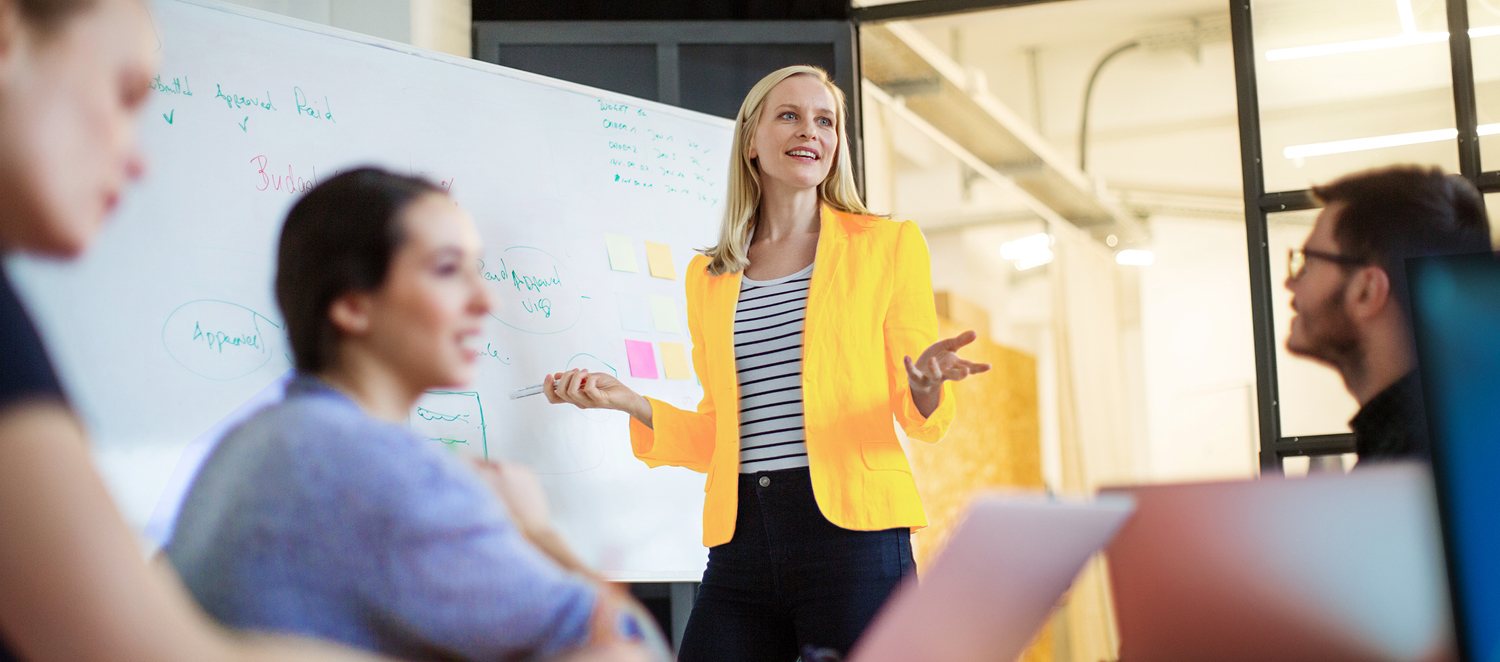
[703,65,877,276]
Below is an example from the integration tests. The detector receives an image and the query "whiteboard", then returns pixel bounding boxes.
[7,0,730,581]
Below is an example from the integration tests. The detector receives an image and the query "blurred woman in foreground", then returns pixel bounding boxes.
[0,0,387,660]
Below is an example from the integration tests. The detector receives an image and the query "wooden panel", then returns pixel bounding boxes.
[934,291,992,341]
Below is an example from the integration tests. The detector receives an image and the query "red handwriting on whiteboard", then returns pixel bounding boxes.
[411,170,457,205]
[252,155,326,195]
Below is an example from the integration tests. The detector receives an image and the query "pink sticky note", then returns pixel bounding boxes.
[625,339,658,379]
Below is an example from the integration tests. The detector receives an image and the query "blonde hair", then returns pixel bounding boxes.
[702,65,875,276]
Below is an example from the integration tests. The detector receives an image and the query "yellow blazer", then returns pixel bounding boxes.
[628,206,956,547]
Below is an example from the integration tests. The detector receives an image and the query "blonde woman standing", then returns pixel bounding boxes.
[545,65,988,661]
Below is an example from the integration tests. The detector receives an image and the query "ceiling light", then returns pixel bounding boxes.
[1000,233,1054,271]
[1116,249,1155,266]
[1014,251,1054,271]
[1265,24,1500,62]
[1284,124,1500,159]
[1266,31,1448,61]
[1284,128,1457,159]
[1267,0,1500,62]
[1396,0,1417,34]
[999,233,1050,259]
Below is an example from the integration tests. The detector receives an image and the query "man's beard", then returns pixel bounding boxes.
[1288,285,1363,382]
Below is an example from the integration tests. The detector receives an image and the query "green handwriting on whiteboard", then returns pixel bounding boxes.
[152,74,193,96]
[214,84,275,111]
[600,121,722,205]
[293,86,336,123]
[479,246,584,335]
[411,391,487,459]
[416,407,468,423]
[162,300,282,381]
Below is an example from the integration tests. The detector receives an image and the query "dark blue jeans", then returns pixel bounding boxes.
[677,467,916,662]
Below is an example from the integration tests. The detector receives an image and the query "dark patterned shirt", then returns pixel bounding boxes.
[1350,371,1430,463]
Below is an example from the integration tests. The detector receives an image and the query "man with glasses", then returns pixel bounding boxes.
[1285,165,1490,463]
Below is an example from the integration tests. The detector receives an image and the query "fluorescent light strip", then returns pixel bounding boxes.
[1284,128,1455,158]
[1266,26,1500,61]
[1267,31,1447,61]
[1285,124,1500,159]
[1397,0,1417,34]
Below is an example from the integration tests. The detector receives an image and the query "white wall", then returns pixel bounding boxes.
[1137,217,1258,481]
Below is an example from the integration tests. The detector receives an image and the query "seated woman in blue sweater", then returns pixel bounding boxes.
[166,168,650,662]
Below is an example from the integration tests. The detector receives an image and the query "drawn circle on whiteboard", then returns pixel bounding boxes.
[566,353,620,423]
[162,300,281,381]
[481,246,582,334]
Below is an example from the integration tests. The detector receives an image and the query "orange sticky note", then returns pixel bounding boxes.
[659,342,691,380]
[646,242,675,280]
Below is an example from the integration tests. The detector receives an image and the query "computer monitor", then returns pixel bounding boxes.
[1409,252,1500,662]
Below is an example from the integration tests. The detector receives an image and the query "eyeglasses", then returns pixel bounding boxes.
[1288,247,1366,281]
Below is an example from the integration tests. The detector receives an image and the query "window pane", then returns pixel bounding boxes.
[1489,192,1500,249]
[679,44,837,120]
[1472,3,1500,172]
[1253,0,1458,193]
[1267,209,1360,436]
[491,45,659,102]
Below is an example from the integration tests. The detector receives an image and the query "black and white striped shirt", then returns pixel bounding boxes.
[735,262,814,473]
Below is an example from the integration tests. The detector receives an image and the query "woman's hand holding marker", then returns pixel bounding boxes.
[544,369,654,428]
[905,330,992,418]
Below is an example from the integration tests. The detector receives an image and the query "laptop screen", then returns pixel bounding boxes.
[1409,252,1500,662]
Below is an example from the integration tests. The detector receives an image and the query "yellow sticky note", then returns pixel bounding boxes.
[605,234,638,273]
[646,242,676,280]
[649,295,680,333]
[660,342,691,379]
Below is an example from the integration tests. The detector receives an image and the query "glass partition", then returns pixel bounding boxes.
[1266,209,1361,437]
[1488,192,1500,248]
[1472,2,1500,171]
[1253,0,1458,192]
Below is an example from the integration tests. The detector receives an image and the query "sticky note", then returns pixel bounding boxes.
[646,242,676,280]
[606,234,638,273]
[625,339,658,379]
[616,292,652,332]
[650,295,680,334]
[660,342,691,380]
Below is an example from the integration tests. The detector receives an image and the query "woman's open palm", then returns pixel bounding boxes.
[905,330,991,392]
